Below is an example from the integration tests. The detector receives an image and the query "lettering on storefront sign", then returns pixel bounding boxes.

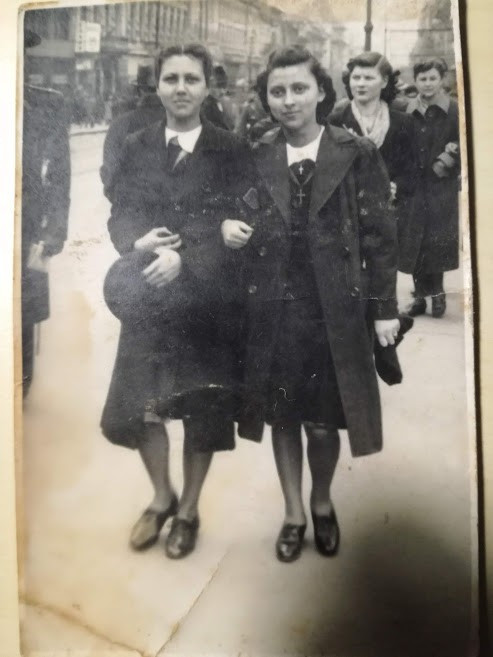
[75,20,101,53]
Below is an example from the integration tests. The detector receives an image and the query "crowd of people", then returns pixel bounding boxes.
[22,28,460,564]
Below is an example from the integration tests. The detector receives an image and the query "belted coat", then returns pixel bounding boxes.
[101,119,254,448]
[237,125,398,457]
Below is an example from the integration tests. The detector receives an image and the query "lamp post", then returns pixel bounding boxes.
[364,0,373,51]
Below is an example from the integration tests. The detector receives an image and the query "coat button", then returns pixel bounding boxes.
[342,246,350,258]
[258,246,267,257]
[350,286,360,298]
[248,284,258,294]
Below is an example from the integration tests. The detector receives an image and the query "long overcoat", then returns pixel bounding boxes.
[101,119,254,448]
[398,96,460,274]
[329,103,416,209]
[22,85,71,326]
[237,125,398,457]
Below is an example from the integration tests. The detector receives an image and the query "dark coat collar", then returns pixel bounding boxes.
[255,125,359,224]
[406,92,451,116]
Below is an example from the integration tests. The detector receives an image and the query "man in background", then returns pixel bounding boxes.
[100,65,166,202]
[22,28,71,396]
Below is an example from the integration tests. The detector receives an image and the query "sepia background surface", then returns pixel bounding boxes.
[1,0,492,655]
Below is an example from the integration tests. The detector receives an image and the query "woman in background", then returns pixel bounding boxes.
[330,51,416,237]
[399,57,460,318]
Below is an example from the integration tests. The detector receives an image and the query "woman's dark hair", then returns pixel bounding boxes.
[256,45,336,124]
[342,51,400,104]
[413,57,448,79]
[155,43,213,86]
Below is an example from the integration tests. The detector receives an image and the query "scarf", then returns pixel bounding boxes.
[351,99,390,150]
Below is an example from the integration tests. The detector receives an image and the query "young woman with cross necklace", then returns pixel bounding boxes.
[222,45,400,563]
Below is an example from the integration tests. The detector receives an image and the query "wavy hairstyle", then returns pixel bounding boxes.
[154,43,213,86]
[256,45,336,124]
[342,51,400,104]
[413,57,448,79]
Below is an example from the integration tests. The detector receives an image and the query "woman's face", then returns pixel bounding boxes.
[267,62,325,132]
[415,68,444,101]
[349,65,388,104]
[157,55,208,125]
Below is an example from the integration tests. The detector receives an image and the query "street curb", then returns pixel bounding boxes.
[70,127,109,137]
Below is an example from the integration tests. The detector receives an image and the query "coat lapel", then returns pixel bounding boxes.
[310,127,359,220]
[255,129,291,226]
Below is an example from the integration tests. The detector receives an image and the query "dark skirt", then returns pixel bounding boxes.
[264,296,346,428]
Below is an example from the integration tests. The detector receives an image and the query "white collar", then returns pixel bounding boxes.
[286,126,324,167]
[165,124,203,153]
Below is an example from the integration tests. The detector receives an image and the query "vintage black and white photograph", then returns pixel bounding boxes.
[17,0,476,655]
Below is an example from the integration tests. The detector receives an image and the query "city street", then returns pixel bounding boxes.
[19,131,476,657]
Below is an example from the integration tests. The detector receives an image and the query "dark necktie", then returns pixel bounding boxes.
[167,136,188,171]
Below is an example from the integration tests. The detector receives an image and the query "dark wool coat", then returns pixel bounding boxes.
[398,96,460,274]
[237,126,398,458]
[22,85,71,326]
[101,119,254,448]
[329,103,417,205]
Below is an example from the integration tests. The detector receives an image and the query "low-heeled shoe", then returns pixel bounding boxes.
[276,523,306,563]
[130,495,179,551]
[406,296,426,317]
[165,516,200,559]
[432,292,446,318]
[311,509,340,557]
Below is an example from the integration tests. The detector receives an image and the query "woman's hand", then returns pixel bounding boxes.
[389,181,397,201]
[374,318,400,347]
[134,227,182,252]
[142,248,182,288]
[221,219,254,249]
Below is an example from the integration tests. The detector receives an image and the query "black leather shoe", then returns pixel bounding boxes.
[275,524,306,563]
[312,509,340,557]
[130,495,178,551]
[165,516,200,559]
[432,292,446,318]
[406,296,426,317]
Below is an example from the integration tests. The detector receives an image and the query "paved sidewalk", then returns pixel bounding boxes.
[18,133,477,657]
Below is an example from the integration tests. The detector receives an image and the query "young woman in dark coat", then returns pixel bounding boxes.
[222,46,400,563]
[399,58,460,318]
[101,44,253,560]
[329,51,416,232]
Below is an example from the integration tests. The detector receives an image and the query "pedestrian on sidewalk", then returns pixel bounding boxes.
[21,28,71,396]
[398,57,460,318]
[101,44,254,560]
[100,65,166,202]
[329,51,416,236]
[221,45,400,563]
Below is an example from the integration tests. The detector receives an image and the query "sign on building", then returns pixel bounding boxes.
[75,20,101,53]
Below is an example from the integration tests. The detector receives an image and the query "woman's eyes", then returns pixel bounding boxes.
[269,86,306,97]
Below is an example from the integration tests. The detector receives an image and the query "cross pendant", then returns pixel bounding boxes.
[298,163,304,175]
[296,188,305,205]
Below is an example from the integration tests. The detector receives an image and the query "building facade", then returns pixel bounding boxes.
[24,1,331,101]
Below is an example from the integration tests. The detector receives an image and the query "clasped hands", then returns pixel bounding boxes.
[134,227,182,288]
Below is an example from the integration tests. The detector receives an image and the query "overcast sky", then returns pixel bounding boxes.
[267,0,422,23]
